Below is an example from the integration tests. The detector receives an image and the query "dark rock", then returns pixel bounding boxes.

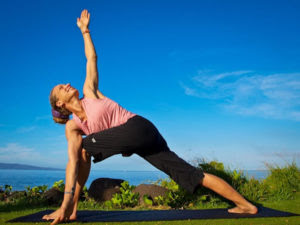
[43,187,64,205]
[88,178,125,202]
[133,184,168,204]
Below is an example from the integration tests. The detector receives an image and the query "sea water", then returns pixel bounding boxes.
[0,169,269,191]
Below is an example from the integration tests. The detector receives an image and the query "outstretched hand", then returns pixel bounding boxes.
[42,204,74,225]
[50,206,73,225]
[77,9,90,31]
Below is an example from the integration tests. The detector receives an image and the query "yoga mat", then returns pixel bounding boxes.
[7,206,299,223]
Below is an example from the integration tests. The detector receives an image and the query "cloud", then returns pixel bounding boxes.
[193,70,253,87]
[0,143,42,164]
[179,82,201,97]
[181,71,300,121]
[16,126,36,133]
[35,115,52,122]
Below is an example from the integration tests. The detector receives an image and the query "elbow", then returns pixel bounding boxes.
[87,55,97,61]
[68,158,80,166]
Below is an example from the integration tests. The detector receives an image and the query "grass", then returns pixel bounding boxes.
[1,192,299,225]
[1,160,299,224]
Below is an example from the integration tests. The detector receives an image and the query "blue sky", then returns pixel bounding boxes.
[0,0,299,171]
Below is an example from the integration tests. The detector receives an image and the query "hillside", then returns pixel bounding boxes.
[0,163,63,171]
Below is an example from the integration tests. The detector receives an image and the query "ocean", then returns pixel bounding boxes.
[0,169,269,191]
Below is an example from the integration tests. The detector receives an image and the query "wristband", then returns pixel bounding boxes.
[64,191,74,195]
[82,28,90,34]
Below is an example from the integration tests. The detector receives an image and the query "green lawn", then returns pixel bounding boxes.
[1,193,299,225]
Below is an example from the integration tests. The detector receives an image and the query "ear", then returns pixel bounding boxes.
[56,100,64,108]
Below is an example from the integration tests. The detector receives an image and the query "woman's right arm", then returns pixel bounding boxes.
[77,9,105,99]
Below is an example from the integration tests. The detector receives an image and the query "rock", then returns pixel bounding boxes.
[133,184,168,205]
[88,178,125,202]
[43,187,64,205]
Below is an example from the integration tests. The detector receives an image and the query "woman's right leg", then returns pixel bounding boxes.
[201,173,257,214]
[139,149,257,214]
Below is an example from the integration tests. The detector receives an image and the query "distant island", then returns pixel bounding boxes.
[0,162,64,171]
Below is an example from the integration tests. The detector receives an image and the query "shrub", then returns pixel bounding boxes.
[78,195,102,209]
[263,161,300,200]
[153,178,194,208]
[107,181,139,209]
[52,180,65,192]
[196,158,248,190]
[239,177,268,202]
[25,185,48,198]
[143,194,153,206]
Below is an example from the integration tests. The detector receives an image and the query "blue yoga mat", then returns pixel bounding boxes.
[7,206,299,223]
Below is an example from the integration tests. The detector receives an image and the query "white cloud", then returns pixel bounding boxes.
[16,126,36,133]
[193,70,253,87]
[0,143,42,164]
[181,71,300,121]
[179,82,200,97]
[0,143,63,168]
[35,115,52,122]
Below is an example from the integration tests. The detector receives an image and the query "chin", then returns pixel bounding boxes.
[74,89,80,98]
[66,89,79,101]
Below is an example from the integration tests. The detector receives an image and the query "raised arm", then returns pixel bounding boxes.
[77,9,104,99]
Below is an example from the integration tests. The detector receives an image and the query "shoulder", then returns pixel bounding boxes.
[83,88,106,100]
[65,120,84,136]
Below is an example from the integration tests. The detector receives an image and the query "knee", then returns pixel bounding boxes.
[80,149,91,164]
[200,172,213,188]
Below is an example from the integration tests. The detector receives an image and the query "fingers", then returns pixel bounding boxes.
[42,214,53,221]
[50,216,69,225]
[50,216,60,225]
[80,9,89,18]
[42,214,48,220]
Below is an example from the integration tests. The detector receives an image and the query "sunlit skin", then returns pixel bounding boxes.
[43,9,257,225]
[53,83,79,104]
[52,83,87,121]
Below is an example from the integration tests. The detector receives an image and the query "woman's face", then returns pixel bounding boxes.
[52,83,79,107]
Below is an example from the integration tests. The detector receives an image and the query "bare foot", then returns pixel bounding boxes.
[228,204,258,214]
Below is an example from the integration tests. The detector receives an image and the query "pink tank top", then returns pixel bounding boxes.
[72,96,136,135]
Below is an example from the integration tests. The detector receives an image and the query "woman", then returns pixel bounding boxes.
[44,9,257,225]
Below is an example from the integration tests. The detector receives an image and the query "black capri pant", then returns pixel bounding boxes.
[82,115,204,194]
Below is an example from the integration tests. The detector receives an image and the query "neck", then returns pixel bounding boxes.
[65,97,87,121]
